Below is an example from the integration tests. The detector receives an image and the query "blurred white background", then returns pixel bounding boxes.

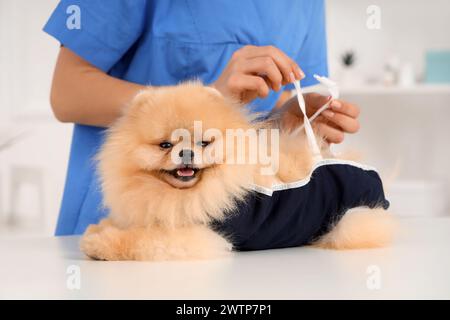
[0,0,449,236]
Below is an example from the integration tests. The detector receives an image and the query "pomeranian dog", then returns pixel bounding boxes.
[80,82,394,261]
[80,82,255,260]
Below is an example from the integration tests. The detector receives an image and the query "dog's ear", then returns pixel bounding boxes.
[180,80,224,99]
[125,87,157,116]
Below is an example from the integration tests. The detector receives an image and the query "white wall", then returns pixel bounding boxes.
[326,0,450,83]
[0,0,71,234]
[326,0,450,216]
[0,0,60,118]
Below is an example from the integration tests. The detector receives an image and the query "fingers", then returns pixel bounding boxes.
[235,45,304,84]
[321,109,360,133]
[320,99,360,134]
[229,74,270,99]
[329,99,360,118]
[314,119,345,144]
[214,45,305,103]
[275,92,362,145]
[314,101,360,144]
[240,56,283,91]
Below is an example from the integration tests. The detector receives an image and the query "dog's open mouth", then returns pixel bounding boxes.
[162,166,201,182]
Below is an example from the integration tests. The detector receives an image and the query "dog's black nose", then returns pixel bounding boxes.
[179,149,194,163]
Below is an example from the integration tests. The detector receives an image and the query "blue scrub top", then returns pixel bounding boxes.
[44,0,328,235]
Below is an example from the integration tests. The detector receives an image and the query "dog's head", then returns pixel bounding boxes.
[98,82,255,226]
[122,82,253,189]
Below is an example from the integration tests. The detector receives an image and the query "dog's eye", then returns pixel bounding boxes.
[197,141,211,147]
[159,141,173,149]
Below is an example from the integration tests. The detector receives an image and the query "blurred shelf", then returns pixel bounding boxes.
[339,84,450,95]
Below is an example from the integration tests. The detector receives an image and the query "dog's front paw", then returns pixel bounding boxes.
[80,227,124,261]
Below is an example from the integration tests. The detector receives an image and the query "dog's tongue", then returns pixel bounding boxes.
[177,168,194,177]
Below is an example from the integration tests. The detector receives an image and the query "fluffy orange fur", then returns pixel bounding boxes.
[313,208,396,250]
[81,82,254,260]
[80,82,395,261]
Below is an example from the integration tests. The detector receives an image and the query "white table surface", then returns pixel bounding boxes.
[1,217,449,299]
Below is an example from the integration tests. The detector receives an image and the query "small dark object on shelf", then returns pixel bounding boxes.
[341,51,356,67]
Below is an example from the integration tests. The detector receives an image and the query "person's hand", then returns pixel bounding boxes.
[272,93,360,144]
[212,45,304,103]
